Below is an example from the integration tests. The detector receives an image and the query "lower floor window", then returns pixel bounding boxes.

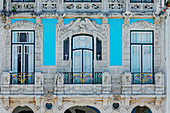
[11,31,34,84]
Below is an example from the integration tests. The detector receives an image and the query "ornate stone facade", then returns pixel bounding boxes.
[0,0,167,113]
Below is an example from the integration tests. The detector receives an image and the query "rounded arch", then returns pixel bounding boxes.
[63,103,102,113]
[64,105,101,113]
[131,106,152,113]
[12,106,34,113]
[10,104,36,113]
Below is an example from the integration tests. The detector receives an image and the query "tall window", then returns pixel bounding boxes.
[130,0,153,3]
[63,37,69,60]
[11,31,34,84]
[96,37,102,60]
[11,0,35,2]
[72,35,93,84]
[131,31,153,84]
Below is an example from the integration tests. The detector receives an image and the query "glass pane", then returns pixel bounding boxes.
[130,0,141,2]
[12,45,22,73]
[131,45,141,72]
[142,45,152,72]
[73,36,92,49]
[83,50,92,73]
[24,46,34,73]
[131,32,152,43]
[12,32,34,43]
[142,0,153,3]
[73,50,82,84]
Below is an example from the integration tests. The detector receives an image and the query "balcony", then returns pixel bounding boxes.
[55,72,111,94]
[129,3,155,12]
[64,2,102,12]
[11,2,35,12]
[1,72,44,95]
[122,72,165,95]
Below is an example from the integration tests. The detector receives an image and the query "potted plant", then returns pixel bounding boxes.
[12,6,16,13]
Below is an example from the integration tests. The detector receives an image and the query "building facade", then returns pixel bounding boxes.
[0,0,168,113]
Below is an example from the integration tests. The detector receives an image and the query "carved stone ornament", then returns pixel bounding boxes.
[10,20,36,30]
[57,18,108,41]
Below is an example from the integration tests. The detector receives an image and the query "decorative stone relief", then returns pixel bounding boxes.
[102,72,111,84]
[122,72,131,85]
[1,72,10,85]
[64,3,101,10]
[130,3,154,11]
[155,72,164,85]
[10,20,36,30]
[57,18,108,42]
[56,73,64,85]
[11,2,35,11]
[42,0,57,10]
[35,72,43,85]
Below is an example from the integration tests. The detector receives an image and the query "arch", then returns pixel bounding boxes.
[64,105,101,113]
[131,106,152,113]
[12,105,35,113]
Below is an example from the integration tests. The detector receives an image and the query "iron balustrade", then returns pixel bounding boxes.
[10,72,34,84]
[64,72,102,84]
[131,72,154,84]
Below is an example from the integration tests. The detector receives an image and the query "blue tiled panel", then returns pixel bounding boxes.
[64,18,102,25]
[108,19,123,66]
[130,19,154,24]
[42,19,57,66]
[11,18,35,24]
[90,18,102,24]
[64,18,77,24]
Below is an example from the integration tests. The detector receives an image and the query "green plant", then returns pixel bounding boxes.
[12,7,16,12]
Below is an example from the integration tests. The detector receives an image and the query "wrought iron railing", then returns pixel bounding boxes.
[64,72,102,84]
[132,72,154,84]
[10,72,34,84]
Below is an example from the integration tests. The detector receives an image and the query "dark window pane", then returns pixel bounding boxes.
[64,38,69,60]
[96,38,102,60]
[142,0,153,3]
[75,109,85,113]
[20,33,27,42]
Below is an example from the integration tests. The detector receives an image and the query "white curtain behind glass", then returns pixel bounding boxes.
[143,45,152,72]
[131,45,141,72]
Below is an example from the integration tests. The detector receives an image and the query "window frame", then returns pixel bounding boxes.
[130,30,154,84]
[11,30,35,84]
[71,34,94,84]
[130,0,154,3]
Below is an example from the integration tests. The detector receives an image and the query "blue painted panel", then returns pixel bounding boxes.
[64,18,77,24]
[64,18,102,24]
[90,18,102,24]
[130,19,154,24]
[42,19,57,66]
[108,19,123,66]
[11,18,35,24]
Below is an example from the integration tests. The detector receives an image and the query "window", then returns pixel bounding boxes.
[11,0,35,2]
[72,35,93,84]
[64,0,101,2]
[130,0,153,3]
[96,37,102,60]
[63,37,69,60]
[11,31,34,84]
[64,35,102,84]
[131,31,153,84]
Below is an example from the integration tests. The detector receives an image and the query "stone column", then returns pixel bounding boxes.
[101,0,109,12]
[0,0,3,12]
[35,0,42,14]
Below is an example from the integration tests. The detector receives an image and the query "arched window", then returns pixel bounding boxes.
[72,35,93,84]
[131,106,152,113]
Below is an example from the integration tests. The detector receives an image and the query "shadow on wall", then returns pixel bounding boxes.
[64,106,100,113]
[12,106,34,113]
[131,106,152,113]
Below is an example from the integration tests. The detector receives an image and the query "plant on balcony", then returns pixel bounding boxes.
[12,7,16,13]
